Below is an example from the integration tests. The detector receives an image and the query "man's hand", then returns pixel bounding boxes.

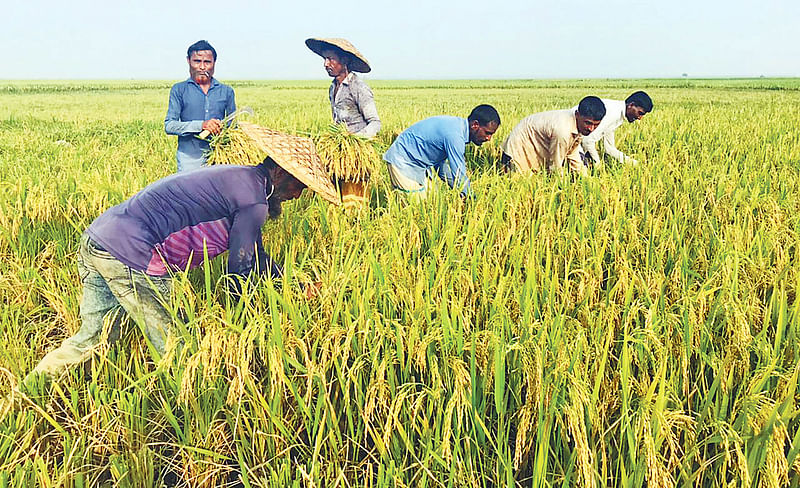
[626,157,639,166]
[202,119,223,135]
[304,281,323,300]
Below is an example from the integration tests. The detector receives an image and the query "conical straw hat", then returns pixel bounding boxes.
[238,122,341,205]
[305,38,371,73]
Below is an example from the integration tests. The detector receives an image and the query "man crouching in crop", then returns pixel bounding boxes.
[501,96,606,175]
[29,133,337,379]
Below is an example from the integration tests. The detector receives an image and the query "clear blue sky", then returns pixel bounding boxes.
[5,0,798,79]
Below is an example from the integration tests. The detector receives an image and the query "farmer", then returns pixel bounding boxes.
[165,40,236,172]
[29,127,338,379]
[305,38,381,138]
[575,91,653,167]
[383,105,500,199]
[501,96,606,175]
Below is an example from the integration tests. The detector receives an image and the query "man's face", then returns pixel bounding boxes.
[575,113,602,136]
[187,50,216,84]
[268,167,307,218]
[468,120,499,146]
[625,103,648,123]
[321,49,347,78]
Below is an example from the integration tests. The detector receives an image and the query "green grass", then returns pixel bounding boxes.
[0,79,799,487]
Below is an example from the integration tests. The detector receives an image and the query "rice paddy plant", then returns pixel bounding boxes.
[315,123,381,184]
[206,127,266,167]
[0,79,799,486]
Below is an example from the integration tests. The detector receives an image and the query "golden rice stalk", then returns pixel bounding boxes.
[206,127,266,167]
[315,124,380,183]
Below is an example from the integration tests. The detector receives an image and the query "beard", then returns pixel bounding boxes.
[267,196,283,219]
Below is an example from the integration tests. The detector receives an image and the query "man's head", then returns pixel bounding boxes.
[186,40,217,84]
[321,47,351,80]
[263,157,307,218]
[306,38,372,74]
[624,91,653,123]
[575,96,606,136]
[467,104,501,146]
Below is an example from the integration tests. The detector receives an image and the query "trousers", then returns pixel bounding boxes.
[32,232,174,377]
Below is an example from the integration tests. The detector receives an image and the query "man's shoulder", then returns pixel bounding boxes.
[602,98,624,108]
[527,108,571,125]
[347,73,369,87]
[409,116,463,138]
[169,79,190,94]
[212,79,235,92]
[421,115,462,128]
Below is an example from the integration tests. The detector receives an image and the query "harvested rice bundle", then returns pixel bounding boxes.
[315,124,380,184]
[206,127,266,167]
[315,124,381,208]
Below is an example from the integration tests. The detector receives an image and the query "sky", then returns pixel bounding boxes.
[5,0,799,80]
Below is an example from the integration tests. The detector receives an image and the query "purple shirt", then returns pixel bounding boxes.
[87,163,279,280]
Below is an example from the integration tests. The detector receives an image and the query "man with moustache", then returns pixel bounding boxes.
[305,38,381,138]
[501,96,606,175]
[576,91,653,167]
[165,40,236,172]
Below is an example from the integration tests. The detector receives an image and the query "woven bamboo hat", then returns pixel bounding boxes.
[238,122,341,205]
[305,38,371,73]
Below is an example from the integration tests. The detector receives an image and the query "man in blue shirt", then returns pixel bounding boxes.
[383,105,500,199]
[165,40,236,172]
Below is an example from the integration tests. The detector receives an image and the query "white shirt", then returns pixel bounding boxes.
[571,99,631,163]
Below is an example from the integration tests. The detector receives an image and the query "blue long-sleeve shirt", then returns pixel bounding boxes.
[164,78,236,172]
[383,116,472,197]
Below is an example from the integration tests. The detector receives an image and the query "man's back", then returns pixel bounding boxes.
[89,164,268,275]
[503,109,580,173]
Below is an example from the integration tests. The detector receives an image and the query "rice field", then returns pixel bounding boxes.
[0,78,799,487]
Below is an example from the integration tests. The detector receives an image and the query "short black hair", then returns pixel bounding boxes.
[187,40,217,61]
[626,91,653,112]
[577,96,606,121]
[468,104,501,127]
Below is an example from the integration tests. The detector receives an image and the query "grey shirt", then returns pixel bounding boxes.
[329,72,381,138]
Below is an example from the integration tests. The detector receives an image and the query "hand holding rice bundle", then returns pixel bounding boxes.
[315,123,381,208]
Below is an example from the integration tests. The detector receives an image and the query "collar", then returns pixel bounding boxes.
[334,71,357,87]
[462,117,470,145]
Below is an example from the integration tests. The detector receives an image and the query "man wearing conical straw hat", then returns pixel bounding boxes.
[27,129,337,380]
[306,38,381,138]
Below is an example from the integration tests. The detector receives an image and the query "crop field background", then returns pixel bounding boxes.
[0,79,799,487]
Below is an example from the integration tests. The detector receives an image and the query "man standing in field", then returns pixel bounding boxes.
[305,38,381,138]
[29,127,338,379]
[501,96,606,175]
[383,105,500,199]
[165,40,236,172]
[576,91,653,167]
